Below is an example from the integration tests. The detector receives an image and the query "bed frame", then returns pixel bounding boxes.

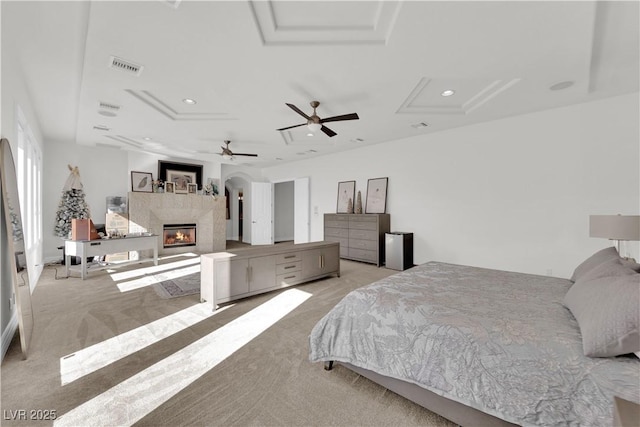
[324,361,517,427]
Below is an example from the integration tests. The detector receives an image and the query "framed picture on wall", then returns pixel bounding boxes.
[336,180,355,213]
[131,171,153,192]
[158,160,203,190]
[365,177,388,214]
[166,170,196,194]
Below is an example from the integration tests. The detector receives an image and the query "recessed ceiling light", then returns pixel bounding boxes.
[307,132,314,137]
[549,81,574,91]
[441,89,455,97]
[182,98,197,105]
[143,137,152,141]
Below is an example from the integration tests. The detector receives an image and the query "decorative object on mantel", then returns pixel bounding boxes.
[365,177,388,214]
[158,160,203,191]
[131,171,153,192]
[54,165,91,238]
[337,180,355,213]
[355,190,363,214]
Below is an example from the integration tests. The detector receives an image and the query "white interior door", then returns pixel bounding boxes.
[294,177,310,244]
[251,182,273,245]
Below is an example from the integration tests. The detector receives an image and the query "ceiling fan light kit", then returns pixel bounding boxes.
[277,100,359,138]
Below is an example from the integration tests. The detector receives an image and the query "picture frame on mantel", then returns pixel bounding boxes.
[365,177,388,214]
[131,171,153,192]
[336,180,355,213]
[158,160,203,191]
[187,183,197,194]
[164,181,174,193]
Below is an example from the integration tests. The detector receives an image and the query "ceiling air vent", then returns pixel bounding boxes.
[411,122,429,129]
[108,56,144,76]
[98,101,121,111]
[93,125,111,131]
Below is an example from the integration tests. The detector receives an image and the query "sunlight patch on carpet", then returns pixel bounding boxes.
[116,263,200,293]
[54,289,312,427]
[109,254,200,282]
[60,302,231,386]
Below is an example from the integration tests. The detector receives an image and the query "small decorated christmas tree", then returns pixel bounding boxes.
[54,165,90,238]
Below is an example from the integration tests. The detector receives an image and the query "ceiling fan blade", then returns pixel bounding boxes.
[277,123,306,131]
[321,125,337,137]
[320,113,359,123]
[286,103,311,120]
[233,153,258,157]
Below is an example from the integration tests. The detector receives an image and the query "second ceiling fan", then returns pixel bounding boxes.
[219,140,258,160]
[277,101,359,137]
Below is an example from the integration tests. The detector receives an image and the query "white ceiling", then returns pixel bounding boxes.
[3,1,639,167]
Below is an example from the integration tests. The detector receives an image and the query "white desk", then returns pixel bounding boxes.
[65,235,159,279]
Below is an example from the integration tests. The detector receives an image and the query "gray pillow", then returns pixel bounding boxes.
[621,258,640,273]
[564,273,640,357]
[570,246,620,282]
[578,257,636,282]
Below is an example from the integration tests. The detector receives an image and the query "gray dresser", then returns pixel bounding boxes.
[324,214,390,266]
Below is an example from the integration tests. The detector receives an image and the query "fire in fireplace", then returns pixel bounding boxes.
[163,223,196,248]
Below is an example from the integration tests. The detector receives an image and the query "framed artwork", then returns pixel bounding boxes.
[336,180,355,213]
[131,171,153,192]
[164,181,175,193]
[158,160,203,188]
[187,183,197,194]
[166,169,196,194]
[365,177,388,214]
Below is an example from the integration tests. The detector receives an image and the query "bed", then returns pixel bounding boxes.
[309,252,640,426]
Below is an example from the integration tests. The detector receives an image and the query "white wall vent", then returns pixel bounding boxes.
[108,56,144,76]
[98,101,121,111]
[93,125,111,131]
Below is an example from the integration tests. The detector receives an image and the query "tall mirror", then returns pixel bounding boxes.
[1,138,34,359]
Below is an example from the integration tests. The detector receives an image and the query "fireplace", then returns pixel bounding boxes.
[163,223,196,248]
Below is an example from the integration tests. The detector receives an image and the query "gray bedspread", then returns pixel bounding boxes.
[309,262,640,426]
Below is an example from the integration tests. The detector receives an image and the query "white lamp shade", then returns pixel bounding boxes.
[307,122,322,132]
[589,215,640,240]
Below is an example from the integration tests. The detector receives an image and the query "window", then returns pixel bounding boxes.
[16,107,43,254]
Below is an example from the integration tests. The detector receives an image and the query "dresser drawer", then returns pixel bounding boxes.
[276,252,301,264]
[348,248,377,262]
[325,220,349,229]
[349,218,377,230]
[325,237,348,249]
[349,228,376,240]
[325,227,349,238]
[276,261,301,275]
[349,238,377,251]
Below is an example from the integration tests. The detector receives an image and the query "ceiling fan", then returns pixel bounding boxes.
[219,140,258,160]
[277,101,359,137]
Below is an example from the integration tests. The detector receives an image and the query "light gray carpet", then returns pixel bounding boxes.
[1,253,456,427]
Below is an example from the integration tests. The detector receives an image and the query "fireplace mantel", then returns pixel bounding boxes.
[128,192,226,255]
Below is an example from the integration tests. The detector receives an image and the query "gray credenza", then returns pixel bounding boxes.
[200,241,340,310]
[324,214,390,266]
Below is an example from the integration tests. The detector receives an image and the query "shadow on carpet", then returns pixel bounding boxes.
[152,272,200,299]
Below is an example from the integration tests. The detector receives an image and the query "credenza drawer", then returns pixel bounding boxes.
[349,238,377,251]
[348,248,377,262]
[276,261,301,275]
[325,227,349,238]
[349,228,376,241]
[276,272,302,286]
[276,252,301,264]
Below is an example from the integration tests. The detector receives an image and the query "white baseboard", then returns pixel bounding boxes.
[1,313,18,361]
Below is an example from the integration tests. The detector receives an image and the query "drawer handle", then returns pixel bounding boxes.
[284,265,295,269]
[284,255,296,259]
[284,275,296,280]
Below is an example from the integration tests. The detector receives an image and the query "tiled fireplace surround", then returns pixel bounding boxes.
[128,192,226,256]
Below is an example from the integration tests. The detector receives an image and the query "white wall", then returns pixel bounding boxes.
[262,94,640,279]
[43,142,129,261]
